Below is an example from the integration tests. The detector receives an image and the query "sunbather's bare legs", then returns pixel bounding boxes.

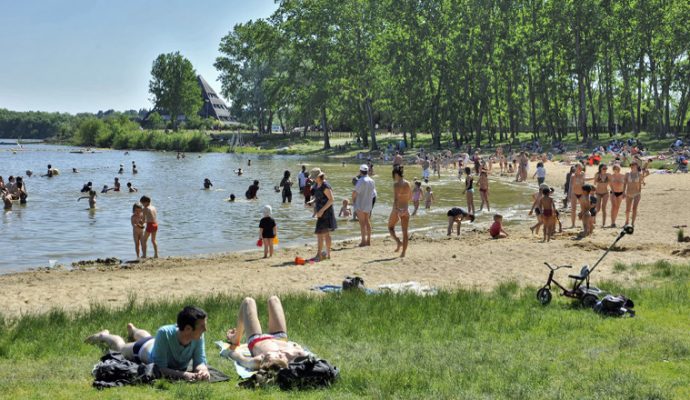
[84,323,152,361]
[267,296,287,334]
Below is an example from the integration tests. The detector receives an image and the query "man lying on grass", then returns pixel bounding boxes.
[85,306,210,382]
[225,296,308,370]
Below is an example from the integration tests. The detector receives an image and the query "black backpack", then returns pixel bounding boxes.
[276,356,339,390]
[92,352,161,389]
[593,295,635,317]
[342,276,365,291]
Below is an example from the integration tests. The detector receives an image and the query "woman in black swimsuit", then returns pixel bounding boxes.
[312,172,336,261]
[608,164,625,227]
[279,170,293,203]
[592,164,610,228]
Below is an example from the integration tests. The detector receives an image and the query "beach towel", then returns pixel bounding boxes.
[377,281,438,296]
[310,285,378,295]
[216,341,314,379]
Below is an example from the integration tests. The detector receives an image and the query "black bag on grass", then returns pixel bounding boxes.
[92,351,161,389]
[342,276,365,291]
[593,294,635,317]
[276,356,339,390]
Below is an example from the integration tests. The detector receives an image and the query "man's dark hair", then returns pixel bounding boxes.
[177,306,207,330]
[392,165,404,178]
[140,195,151,204]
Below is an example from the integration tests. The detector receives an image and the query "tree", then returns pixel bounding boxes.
[149,52,202,130]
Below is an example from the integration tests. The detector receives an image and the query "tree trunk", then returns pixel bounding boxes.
[648,53,664,138]
[527,64,537,136]
[635,51,644,134]
[586,73,598,139]
[604,48,615,136]
[320,106,331,149]
[575,25,588,143]
[365,97,378,150]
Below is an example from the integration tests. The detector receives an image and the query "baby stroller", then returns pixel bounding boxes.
[537,225,634,307]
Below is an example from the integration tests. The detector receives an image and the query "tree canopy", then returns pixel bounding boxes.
[149,52,203,130]
[216,0,690,149]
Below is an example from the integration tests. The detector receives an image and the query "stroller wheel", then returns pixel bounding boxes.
[582,294,598,308]
[537,288,552,305]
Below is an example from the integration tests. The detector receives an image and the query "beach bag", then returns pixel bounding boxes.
[276,356,339,390]
[593,295,635,317]
[92,352,160,389]
[342,276,365,291]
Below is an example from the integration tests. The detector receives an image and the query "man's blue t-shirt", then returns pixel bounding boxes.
[151,324,206,370]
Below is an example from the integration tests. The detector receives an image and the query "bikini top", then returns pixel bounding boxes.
[627,173,640,183]
[596,173,608,183]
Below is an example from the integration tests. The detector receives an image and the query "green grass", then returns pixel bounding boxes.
[1,262,689,399]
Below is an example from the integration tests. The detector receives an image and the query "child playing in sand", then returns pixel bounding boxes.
[131,203,145,258]
[258,205,277,258]
[489,214,508,239]
[140,195,158,258]
[78,190,97,209]
[424,186,435,209]
[411,180,423,215]
[338,199,352,218]
[478,168,490,212]
[446,207,475,236]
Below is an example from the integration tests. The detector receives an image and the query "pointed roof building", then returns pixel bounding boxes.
[198,75,233,124]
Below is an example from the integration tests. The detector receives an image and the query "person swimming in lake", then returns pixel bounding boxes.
[246,180,260,200]
[78,190,97,209]
[235,168,243,176]
[338,199,352,218]
[118,164,124,174]
[127,182,138,192]
[227,194,236,202]
[132,161,138,174]
[203,178,213,190]
[279,171,293,203]
[113,177,121,192]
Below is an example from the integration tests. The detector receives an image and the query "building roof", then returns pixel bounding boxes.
[198,75,233,123]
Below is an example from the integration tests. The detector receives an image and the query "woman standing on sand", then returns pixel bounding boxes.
[568,163,585,229]
[608,164,625,227]
[311,172,336,261]
[624,161,644,227]
[592,164,610,228]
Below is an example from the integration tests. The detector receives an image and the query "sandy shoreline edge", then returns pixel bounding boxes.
[2,161,688,317]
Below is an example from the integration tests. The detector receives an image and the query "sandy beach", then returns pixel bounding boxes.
[2,160,688,317]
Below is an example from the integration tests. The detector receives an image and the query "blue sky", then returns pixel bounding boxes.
[0,0,277,114]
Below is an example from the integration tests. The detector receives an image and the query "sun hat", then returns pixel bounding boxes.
[309,168,322,179]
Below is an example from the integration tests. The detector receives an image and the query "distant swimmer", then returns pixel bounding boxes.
[235,168,243,176]
[25,170,33,177]
[246,180,260,200]
[72,168,79,173]
[78,190,97,209]
[248,159,252,166]
[80,181,93,193]
[132,161,138,174]
[127,182,138,192]
[101,185,116,193]
[203,178,213,190]
[113,177,121,192]
[2,193,11,210]
[124,151,129,155]
[43,164,56,178]
[118,164,124,174]
[227,194,236,202]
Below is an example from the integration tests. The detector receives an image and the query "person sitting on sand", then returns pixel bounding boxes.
[338,199,352,218]
[78,190,97,209]
[224,296,309,371]
[388,166,412,257]
[489,214,508,239]
[246,180,260,200]
[85,306,210,382]
[447,207,475,236]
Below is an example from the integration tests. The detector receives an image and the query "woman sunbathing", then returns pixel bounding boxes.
[224,296,308,370]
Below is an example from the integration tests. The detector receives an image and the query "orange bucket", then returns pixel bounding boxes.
[295,257,305,265]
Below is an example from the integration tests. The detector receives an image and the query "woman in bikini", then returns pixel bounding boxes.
[591,164,610,228]
[225,296,308,371]
[568,163,585,229]
[608,164,625,227]
[624,161,644,226]
[463,167,475,214]
[478,168,490,212]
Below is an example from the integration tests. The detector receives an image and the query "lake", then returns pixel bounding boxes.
[0,144,534,273]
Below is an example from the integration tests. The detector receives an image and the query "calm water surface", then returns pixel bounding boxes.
[0,144,535,272]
